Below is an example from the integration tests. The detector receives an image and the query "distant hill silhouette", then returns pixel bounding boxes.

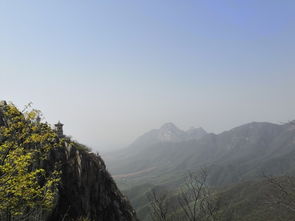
[106,121,295,186]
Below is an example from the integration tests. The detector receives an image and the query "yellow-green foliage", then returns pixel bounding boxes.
[0,103,62,218]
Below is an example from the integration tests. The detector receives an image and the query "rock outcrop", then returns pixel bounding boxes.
[0,101,138,221]
[47,142,138,221]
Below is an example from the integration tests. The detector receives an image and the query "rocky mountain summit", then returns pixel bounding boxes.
[131,122,207,147]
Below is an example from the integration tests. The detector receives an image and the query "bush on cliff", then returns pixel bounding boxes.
[0,103,62,220]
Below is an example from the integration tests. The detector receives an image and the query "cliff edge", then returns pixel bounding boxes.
[0,101,137,221]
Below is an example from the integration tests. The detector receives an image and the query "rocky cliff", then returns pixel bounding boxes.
[0,101,137,221]
[47,142,138,221]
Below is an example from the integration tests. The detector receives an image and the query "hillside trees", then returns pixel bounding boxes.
[262,122,295,219]
[0,102,62,220]
[264,174,295,217]
[147,187,172,221]
[147,169,227,221]
[178,169,219,221]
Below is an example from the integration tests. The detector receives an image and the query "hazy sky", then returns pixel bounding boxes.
[1,1,295,151]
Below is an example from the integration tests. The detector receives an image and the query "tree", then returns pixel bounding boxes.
[147,169,223,221]
[0,103,62,220]
[178,169,219,221]
[147,187,171,221]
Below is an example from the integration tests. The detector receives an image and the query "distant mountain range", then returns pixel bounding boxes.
[106,121,295,186]
[105,121,295,221]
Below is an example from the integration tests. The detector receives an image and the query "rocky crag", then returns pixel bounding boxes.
[47,142,137,221]
[0,101,137,221]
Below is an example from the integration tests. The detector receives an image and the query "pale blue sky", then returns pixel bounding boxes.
[0,1,294,150]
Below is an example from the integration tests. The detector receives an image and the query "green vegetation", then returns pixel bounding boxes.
[126,175,295,221]
[0,103,62,220]
[145,170,228,221]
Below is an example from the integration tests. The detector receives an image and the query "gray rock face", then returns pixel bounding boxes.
[46,143,137,221]
[47,143,138,221]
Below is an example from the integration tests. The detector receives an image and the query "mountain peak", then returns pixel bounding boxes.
[187,126,206,132]
[131,123,208,147]
[185,127,207,140]
[157,123,184,142]
[160,122,179,131]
